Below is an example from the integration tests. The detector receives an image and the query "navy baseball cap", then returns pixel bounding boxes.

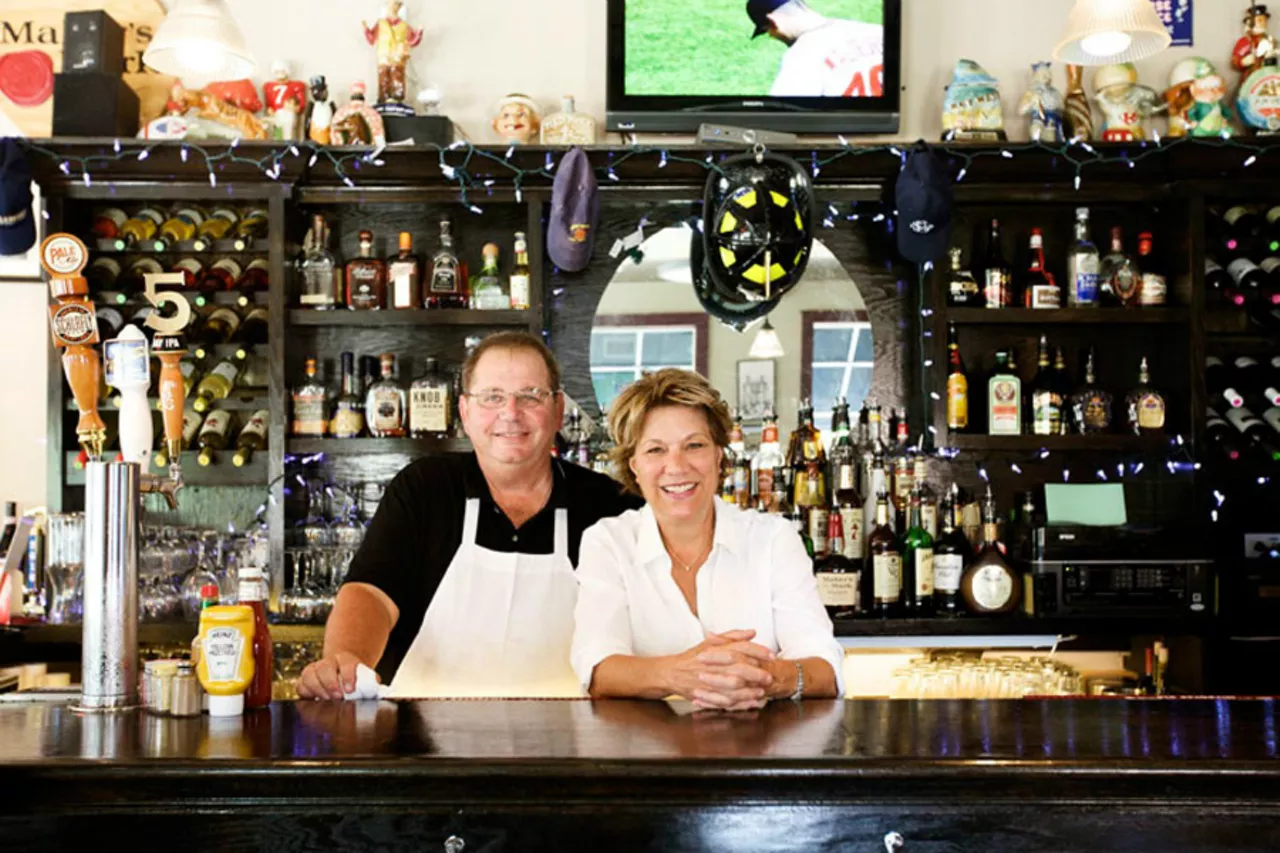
[747,0,788,37]
[0,138,35,257]
[895,142,953,266]
[548,146,598,273]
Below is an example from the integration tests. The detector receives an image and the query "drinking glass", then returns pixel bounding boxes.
[45,512,84,625]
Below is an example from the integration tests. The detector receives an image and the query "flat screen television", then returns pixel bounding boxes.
[606,0,901,134]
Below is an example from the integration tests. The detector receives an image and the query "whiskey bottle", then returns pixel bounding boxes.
[861,450,895,559]
[539,95,598,145]
[752,408,785,513]
[867,490,902,618]
[232,409,269,467]
[191,207,239,251]
[1053,347,1072,435]
[152,205,207,251]
[901,482,935,616]
[1124,357,1166,435]
[933,494,967,616]
[946,323,969,432]
[833,447,864,561]
[345,230,386,310]
[1030,335,1062,436]
[789,400,827,510]
[291,358,329,437]
[409,357,452,438]
[471,243,510,310]
[388,231,422,310]
[1022,228,1061,309]
[1066,207,1100,307]
[1136,232,1168,306]
[427,219,467,310]
[946,246,981,307]
[365,353,406,438]
[510,232,532,311]
[195,409,234,467]
[988,350,1022,436]
[913,456,938,539]
[961,487,1021,615]
[1071,348,1112,434]
[983,219,1012,308]
[113,207,165,250]
[191,357,239,413]
[1099,226,1139,306]
[330,352,365,439]
[297,214,340,310]
[815,509,859,620]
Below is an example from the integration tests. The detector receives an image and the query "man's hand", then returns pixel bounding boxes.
[296,652,374,701]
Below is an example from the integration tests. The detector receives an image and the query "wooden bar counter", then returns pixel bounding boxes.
[1,698,1279,851]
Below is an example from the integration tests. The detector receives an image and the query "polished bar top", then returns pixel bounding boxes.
[2,699,1279,806]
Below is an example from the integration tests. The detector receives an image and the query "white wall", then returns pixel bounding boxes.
[1,1,1244,508]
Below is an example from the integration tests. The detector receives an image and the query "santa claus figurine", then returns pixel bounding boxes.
[263,59,308,141]
[1233,4,1278,80]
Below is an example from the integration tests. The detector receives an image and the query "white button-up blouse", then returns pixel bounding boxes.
[571,497,846,696]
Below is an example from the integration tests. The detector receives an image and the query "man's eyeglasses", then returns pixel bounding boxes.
[465,388,560,410]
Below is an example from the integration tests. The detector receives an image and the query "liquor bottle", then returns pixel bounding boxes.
[237,305,268,346]
[113,207,164,250]
[752,408,785,513]
[1066,206,1100,307]
[892,407,909,448]
[201,304,242,344]
[961,487,1022,615]
[91,208,127,241]
[427,219,468,309]
[815,509,859,620]
[409,357,453,438]
[191,358,239,413]
[231,409,269,467]
[566,410,592,467]
[1225,406,1280,461]
[1207,259,1246,307]
[539,95,598,144]
[982,218,1012,308]
[913,456,937,539]
[388,231,422,310]
[510,232,532,311]
[946,323,969,432]
[933,494,967,616]
[789,400,827,510]
[1099,226,1139,306]
[1205,408,1244,463]
[1207,356,1246,409]
[232,207,268,251]
[1022,228,1060,309]
[1029,335,1062,436]
[191,207,238,251]
[1135,232,1167,306]
[1070,348,1111,434]
[195,409,233,467]
[365,353,406,438]
[152,205,206,251]
[200,258,242,292]
[1124,358,1166,435]
[787,503,813,559]
[345,230,386,310]
[901,483,935,616]
[291,358,329,437]
[862,451,896,559]
[891,454,914,523]
[723,411,745,501]
[1052,347,1071,435]
[988,350,1022,436]
[866,490,902,618]
[833,445,864,562]
[470,243,510,310]
[946,246,981,307]
[297,214,340,310]
[330,352,366,439]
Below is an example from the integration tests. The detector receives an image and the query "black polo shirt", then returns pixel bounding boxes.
[344,452,643,683]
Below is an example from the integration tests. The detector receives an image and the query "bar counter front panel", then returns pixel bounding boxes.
[2,699,1280,852]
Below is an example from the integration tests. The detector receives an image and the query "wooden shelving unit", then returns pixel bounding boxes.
[947,307,1189,325]
[287,437,471,455]
[288,308,531,327]
[946,434,1172,452]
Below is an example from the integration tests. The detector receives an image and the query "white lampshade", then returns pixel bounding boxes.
[143,0,255,83]
[749,319,785,360]
[1053,0,1171,66]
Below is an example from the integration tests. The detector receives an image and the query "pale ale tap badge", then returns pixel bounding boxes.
[40,234,106,460]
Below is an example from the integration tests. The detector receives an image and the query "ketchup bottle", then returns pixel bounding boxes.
[237,567,274,708]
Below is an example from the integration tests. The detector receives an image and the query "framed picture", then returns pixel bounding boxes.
[736,359,776,423]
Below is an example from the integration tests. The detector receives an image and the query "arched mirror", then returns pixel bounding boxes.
[589,226,873,439]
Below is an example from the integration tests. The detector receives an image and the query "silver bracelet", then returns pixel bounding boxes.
[790,661,804,702]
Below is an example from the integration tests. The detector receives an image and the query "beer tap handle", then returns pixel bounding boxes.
[104,325,153,469]
[40,235,106,460]
[143,277,193,488]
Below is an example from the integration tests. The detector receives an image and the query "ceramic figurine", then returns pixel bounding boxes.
[1233,4,1278,81]
[306,76,337,145]
[540,95,597,145]
[941,59,1005,141]
[263,59,308,142]
[1092,63,1161,141]
[165,81,267,140]
[1166,58,1234,138]
[329,82,387,147]
[492,93,542,145]
[363,0,423,115]
[1063,63,1094,141]
[1018,62,1065,142]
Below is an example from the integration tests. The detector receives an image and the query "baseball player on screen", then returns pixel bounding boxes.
[747,0,885,98]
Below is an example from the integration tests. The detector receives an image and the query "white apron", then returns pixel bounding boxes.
[385,497,583,699]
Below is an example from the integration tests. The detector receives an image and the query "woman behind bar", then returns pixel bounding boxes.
[571,368,844,711]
